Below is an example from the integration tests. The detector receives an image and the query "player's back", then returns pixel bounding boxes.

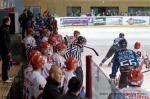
[114,49,138,67]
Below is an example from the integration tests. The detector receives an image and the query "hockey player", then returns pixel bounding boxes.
[23,27,36,49]
[51,30,63,43]
[48,36,60,53]
[41,28,50,42]
[118,69,150,99]
[23,27,37,59]
[23,50,41,99]
[63,57,78,94]
[64,30,81,47]
[53,43,67,68]
[30,52,47,99]
[109,38,139,89]
[134,41,150,70]
[48,36,59,47]
[40,41,54,79]
[99,33,125,66]
[64,36,87,83]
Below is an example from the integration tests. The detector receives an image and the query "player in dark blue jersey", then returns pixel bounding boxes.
[109,38,139,89]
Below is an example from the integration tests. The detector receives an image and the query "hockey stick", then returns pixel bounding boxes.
[142,69,150,73]
[84,46,99,56]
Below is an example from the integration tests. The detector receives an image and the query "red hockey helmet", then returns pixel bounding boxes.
[29,50,41,61]
[26,27,34,35]
[48,36,59,46]
[127,69,143,87]
[56,43,66,51]
[40,42,50,49]
[74,30,80,37]
[134,42,141,49]
[65,57,78,71]
[31,54,43,70]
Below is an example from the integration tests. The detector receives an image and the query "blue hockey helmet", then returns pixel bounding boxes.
[119,33,125,38]
[77,36,87,45]
[119,38,127,49]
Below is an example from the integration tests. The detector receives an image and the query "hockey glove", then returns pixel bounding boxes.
[109,74,116,79]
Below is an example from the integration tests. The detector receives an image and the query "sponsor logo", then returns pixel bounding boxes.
[127,18,146,25]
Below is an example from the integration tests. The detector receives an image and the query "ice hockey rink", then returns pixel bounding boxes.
[59,27,150,92]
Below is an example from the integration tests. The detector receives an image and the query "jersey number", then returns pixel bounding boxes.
[120,59,137,66]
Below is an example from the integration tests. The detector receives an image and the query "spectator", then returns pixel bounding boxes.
[57,77,84,99]
[0,16,12,83]
[19,9,28,39]
[42,65,63,99]
[27,7,33,27]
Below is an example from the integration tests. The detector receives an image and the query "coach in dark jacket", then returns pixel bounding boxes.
[42,65,62,99]
[57,77,85,99]
[0,16,12,82]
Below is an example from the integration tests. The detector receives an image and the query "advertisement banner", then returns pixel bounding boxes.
[106,17,122,25]
[60,17,93,26]
[93,17,106,25]
[123,17,149,25]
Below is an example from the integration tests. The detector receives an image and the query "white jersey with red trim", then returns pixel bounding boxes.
[48,47,53,56]
[41,56,53,79]
[41,36,48,42]
[63,70,76,94]
[54,34,63,43]
[53,53,66,68]
[134,49,149,66]
[31,71,47,99]
[23,64,33,99]
[65,35,77,47]
[23,35,37,49]
[69,36,77,45]
[118,86,150,99]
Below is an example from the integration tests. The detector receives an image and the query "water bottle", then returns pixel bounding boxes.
[80,86,85,98]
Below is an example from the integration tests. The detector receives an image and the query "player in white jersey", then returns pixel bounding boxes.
[23,63,33,99]
[30,51,47,99]
[23,50,41,99]
[53,43,67,68]
[48,36,60,53]
[41,28,50,42]
[64,30,80,47]
[51,30,63,44]
[23,27,37,60]
[134,42,150,70]
[115,69,150,99]
[40,41,54,79]
[63,57,78,94]
[23,27,37,50]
